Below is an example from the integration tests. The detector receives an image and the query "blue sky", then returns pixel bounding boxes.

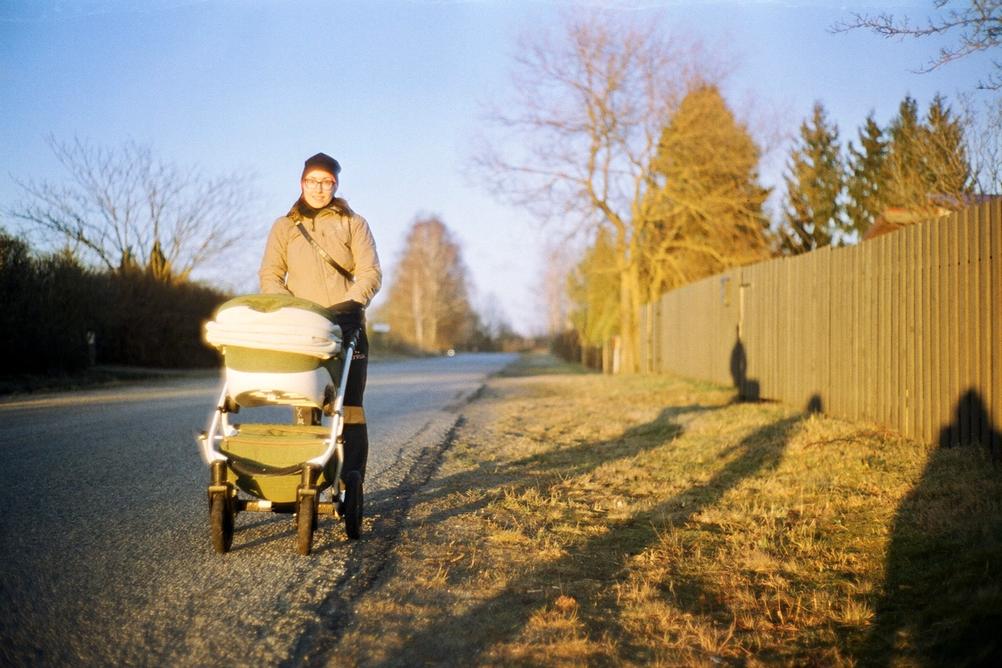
[1,1,996,334]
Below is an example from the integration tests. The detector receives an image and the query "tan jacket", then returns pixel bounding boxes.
[258,202,382,308]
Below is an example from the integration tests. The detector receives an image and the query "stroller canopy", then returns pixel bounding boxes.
[204,294,341,359]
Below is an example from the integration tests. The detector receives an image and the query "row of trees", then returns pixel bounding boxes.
[779,95,973,254]
[475,9,999,372]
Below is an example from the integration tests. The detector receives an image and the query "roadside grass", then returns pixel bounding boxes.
[334,353,1002,666]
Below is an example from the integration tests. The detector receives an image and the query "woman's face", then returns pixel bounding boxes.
[301,168,337,209]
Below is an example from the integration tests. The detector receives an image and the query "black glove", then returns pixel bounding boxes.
[330,300,363,314]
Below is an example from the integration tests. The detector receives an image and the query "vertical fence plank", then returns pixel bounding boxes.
[832,248,843,417]
[953,211,961,446]
[899,229,911,437]
[822,248,831,410]
[971,205,984,445]
[961,209,969,446]
[931,217,944,443]
[897,232,905,434]
[879,236,886,426]
[962,208,976,443]
[889,234,898,431]
[946,214,959,446]
[979,203,992,447]
[921,219,932,441]
[992,200,1001,456]
[863,239,873,423]
[938,215,951,446]
[860,241,870,422]
[958,210,969,443]
[880,236,890,426]
[857,242,866,422]
[912,224,922,439]
[876,238,886,426]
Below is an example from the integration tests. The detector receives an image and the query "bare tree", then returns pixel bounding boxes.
[539,240,577,337]
[473,10,718,372]
[833,0,1002,90]
[960,92,1002,192]
[382,215,474,351]
[6,136,257,281]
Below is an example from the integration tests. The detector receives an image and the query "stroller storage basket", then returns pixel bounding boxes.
[221,424,335,503]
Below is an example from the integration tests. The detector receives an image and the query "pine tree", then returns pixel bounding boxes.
[883,94,973,215]
[642,84,771,297]
[882,96,926,210]
[779,102,845,254]
[845,113,887,238]
[921,94,972,205]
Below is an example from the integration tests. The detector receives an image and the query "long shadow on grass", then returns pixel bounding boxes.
[857,389,1002,667]
[385,399,813,666]
[290,398,720,664]
[401,401,715,528]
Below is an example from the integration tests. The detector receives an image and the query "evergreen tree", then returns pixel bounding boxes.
[642,84,771,297]
[845,95,973,237]
[921,94,972,205]
[883,96,926,209]
[845,113,887,238]
[882,94,972,214]
[779,101,846,254]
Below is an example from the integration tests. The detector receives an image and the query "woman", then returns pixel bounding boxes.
[259,152,381,485]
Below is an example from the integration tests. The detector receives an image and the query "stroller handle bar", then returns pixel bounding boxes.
[306,328,358,469]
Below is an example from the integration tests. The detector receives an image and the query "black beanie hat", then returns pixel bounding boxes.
[302,152,341,178]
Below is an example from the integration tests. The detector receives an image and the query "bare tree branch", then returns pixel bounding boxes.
[833,0,1002,89]
[5,136,258,282]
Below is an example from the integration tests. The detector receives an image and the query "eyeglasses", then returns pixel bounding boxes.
[303,177,336,191]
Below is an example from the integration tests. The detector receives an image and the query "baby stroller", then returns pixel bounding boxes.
[197,293,362,555]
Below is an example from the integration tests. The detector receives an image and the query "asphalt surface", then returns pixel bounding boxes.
[0,352,516,667]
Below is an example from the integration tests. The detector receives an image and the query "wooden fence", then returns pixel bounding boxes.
[640,201,1001,450]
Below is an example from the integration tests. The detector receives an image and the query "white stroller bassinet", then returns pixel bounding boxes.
[203,293,342,410]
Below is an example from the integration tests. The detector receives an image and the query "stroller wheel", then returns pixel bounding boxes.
[343,471,363,540]
[296,493,317,555]
[210,492,234,554]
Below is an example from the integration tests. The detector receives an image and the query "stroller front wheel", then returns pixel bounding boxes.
[296,493,317,555]
[210,492,234,554]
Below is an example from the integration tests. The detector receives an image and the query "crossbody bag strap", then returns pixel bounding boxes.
[295,221,355,283]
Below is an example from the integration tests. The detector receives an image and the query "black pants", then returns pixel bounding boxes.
[335,312,369,484]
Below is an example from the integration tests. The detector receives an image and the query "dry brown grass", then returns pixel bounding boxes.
[332,354,1002,667]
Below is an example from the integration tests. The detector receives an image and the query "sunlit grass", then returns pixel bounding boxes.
[333,353,1002,666]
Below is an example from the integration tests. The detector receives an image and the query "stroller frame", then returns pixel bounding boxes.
[197,328,361,555]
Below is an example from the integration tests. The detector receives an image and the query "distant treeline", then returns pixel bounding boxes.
[1,229,228,375]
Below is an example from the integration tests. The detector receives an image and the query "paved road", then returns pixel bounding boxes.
[0,352,516,667]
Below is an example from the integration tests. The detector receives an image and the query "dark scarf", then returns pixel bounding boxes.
[293,197,326,219]
[289,196,354,220]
